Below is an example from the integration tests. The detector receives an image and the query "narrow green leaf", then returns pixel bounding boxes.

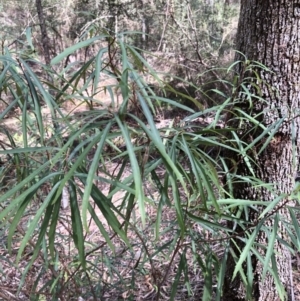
[180,137,206,207]
[81,122,112,230]
[124,192,135,234]
[77,168,130,247]
[216,199,270,206]
[0,146,56,155]
[289,208,300,250]
[48,191,61,259]
[215,243,230,301]
[196,159,220,214]
[115,115,145,226]
[51,35,109,65]
[26,27,34,49]
[21,59,56,114]
[271,254,287,301]
[93,48,107,95]
[232,131,256,177]
[7,190,37,253]
[16,182,60,262]
[259,194,287,219]
[202,253,212,301]
[170,252,185,301]
[0,171,62,221]
[261,214,278,281]
[246,253,254,299]
[243,117,285,155]
[232,219,264,279]
[88,203,115,252]
[69,180,86,269]
[55,131,101,206]
[23,71,44,143]
[187,212,233,231]
[23,204,54,276]
[128,112,187,194]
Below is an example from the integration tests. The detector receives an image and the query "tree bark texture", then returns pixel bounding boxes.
[35,0,51,65]
[223,1,300,300]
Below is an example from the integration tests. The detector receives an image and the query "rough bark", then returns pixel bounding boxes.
[35,0,51,65]
[223,1,300,300]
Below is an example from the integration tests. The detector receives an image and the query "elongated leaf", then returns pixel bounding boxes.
[195,158,220,214]
[55,131,102,206]
[232,131,256,177]
[77,167,130,247]
[271,254,287,300]
[128,111,187,194]
[48,189,61,259]
[7,190,37,253]
[16,182,60,262]
[81,122,112,230]
[215,243,230,301]
[0,146,56,155]
[69,180,86,268]
[289,208,300,250]
[92,47,107,95]
[259,194,287,219]
[25,27,34,49]
[261,214,278,280]
[202,252,212,301]
[23,71,45,143]
[30,202,55,263]
[115,115,145,226]
[88,203,115,252]
[180,137,206,207]
[233,219,264,279]
[51,35,109,65]
[0,171,62,221]
[246,252,254,299]
[243,117,285,155]
[170,252,185,301]
[187,212,233,231]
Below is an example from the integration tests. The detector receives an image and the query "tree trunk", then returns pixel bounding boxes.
[35,0,51,65]
[223,1,300,300]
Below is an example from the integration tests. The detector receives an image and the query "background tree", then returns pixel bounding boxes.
[0,0,239,97]
[223,1,299,300]
[35,0,51,65]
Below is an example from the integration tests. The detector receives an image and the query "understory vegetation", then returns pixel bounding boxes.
[0,32,298,301]
[1,1,300,301]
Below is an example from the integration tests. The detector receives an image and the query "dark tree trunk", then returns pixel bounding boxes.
[35,0,51,65]
[223,1,300,300]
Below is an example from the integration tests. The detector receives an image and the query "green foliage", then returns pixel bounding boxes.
[0,31,297,301]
